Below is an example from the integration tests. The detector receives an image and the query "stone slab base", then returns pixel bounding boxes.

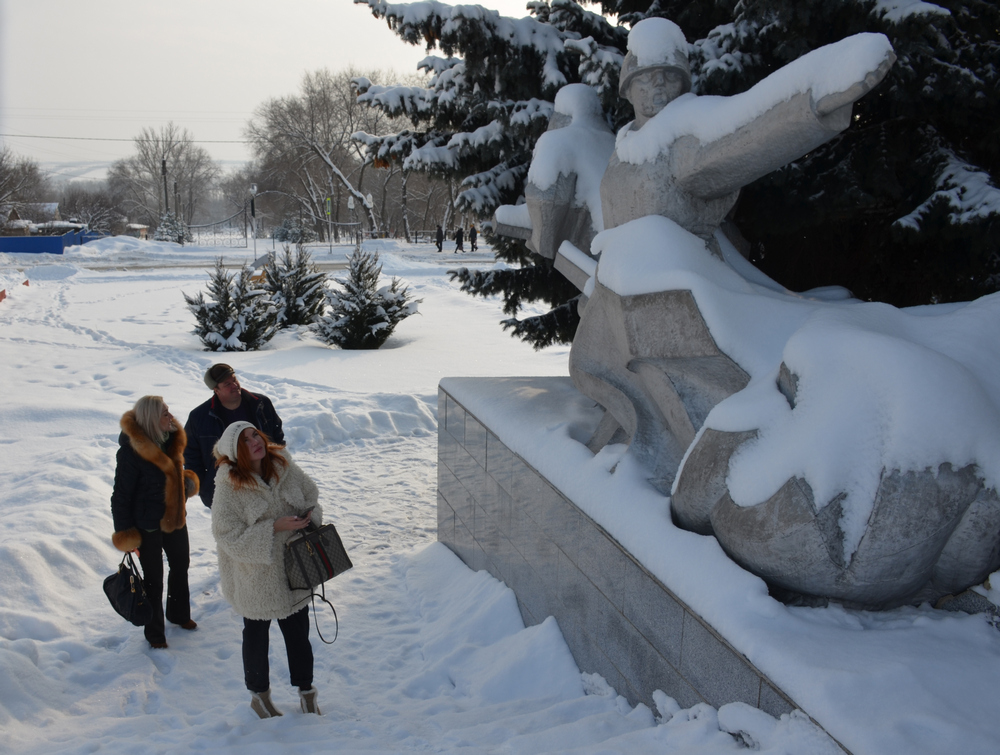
[437,381,799,719]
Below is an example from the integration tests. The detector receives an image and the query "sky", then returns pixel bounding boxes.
[0,0,535,181]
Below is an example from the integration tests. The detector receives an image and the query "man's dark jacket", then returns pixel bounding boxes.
[183,389,284,508]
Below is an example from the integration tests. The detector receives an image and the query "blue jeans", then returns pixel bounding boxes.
[242,607,313,693]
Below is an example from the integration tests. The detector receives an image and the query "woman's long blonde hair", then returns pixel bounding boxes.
[133,395,169,444]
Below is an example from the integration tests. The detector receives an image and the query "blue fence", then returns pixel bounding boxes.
[0,230,105,254]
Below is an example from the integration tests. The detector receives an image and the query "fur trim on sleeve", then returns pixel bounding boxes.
[184,469,200,499]
[112,527,142,553]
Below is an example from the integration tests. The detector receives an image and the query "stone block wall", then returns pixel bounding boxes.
[437,385,798,717]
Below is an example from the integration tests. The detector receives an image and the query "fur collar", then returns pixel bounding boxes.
[120,410,188,533]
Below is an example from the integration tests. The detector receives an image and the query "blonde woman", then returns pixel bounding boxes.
[110,396,199,649]
[211,421,323,718]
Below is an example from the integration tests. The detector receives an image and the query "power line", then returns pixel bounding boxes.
[1,133,249,144]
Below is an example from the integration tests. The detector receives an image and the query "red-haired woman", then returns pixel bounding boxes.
[210,421,323,719]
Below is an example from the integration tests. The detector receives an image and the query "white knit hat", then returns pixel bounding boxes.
[215,421,256,462]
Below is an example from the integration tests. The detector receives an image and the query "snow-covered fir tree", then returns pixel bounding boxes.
[357,0,999,331]
[153,211,191,245]
[183,259,279,351]
[681,0,1000,306]
[353,0,628,348]
[262,245,328,328]
[312,247,419,349]
[272,216,319,245]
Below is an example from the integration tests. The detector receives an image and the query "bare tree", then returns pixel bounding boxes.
[107,123,220,228]
[59,181,126,234]
[246,68,415,236]
[0,147,45,210]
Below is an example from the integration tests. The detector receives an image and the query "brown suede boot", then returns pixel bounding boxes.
[250,689,283,719]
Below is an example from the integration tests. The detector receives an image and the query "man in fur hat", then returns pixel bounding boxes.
[183,364,285,508]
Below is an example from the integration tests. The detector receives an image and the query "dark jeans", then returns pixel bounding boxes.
[138,527,191,645]
[243,607,313,693]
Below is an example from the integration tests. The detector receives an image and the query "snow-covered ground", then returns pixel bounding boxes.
[0,237,991,754]
[0,239,835,754]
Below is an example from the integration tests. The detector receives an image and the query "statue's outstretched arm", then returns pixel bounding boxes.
[676,47,896,201]
[813,49,897,117]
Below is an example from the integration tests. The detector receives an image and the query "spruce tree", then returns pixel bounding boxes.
[686,0,1000,306]
[153,211,191,245]
[313,248,419,349]
[272,217,319,245]
[353,0,628,347]
[184,259,279,351]
[358,0,999,332]
[262,245,328,327]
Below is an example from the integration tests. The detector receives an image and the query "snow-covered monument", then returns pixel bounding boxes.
[429,13,1000,751]
[494,18,1000,611]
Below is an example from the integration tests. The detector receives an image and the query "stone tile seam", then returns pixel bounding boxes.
[558,506,800,716]
[440,451,485,533]
[445,521,829,747]
[585,612,710,710]
[445,400,500,474]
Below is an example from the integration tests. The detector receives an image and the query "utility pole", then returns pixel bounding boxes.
[161,159,169,213]
[250,184,257,256]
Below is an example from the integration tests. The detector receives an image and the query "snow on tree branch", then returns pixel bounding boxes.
[896,150,1000,230]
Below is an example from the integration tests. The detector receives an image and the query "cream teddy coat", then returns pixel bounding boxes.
[211,450,322,620]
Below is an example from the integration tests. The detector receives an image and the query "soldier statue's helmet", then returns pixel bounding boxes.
[618,18,692,98]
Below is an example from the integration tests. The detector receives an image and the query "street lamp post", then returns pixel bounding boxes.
[347,195,357,250]
[326,196,332,255]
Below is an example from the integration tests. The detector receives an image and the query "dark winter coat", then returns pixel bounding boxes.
[183,390,284,508]
[455,228,464,245]
[435,227,444,244]
[111,411,199,552]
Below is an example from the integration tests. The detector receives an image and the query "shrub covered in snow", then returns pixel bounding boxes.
[313,247,419,349]
[153,211,191,245]
[183,259,278,351]
[262,245,327,328]
[271,217,319,245]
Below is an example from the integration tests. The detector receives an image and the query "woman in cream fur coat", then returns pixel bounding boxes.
[211,420,323,719]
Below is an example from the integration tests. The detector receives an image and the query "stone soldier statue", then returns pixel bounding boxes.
[569,18,895,490]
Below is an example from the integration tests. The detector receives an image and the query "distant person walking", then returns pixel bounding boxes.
[111,395,200,649]
[435,225,444,253]
[184,363,284,509]
[469,225,478,252]
[454,226,464,253]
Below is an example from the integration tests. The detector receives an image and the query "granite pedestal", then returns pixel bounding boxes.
[437,380,801,719]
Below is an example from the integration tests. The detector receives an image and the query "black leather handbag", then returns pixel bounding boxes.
[285,521,353,644]
[104,553,152,627]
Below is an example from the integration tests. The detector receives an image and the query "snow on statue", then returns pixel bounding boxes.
[502,18,1000,609]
